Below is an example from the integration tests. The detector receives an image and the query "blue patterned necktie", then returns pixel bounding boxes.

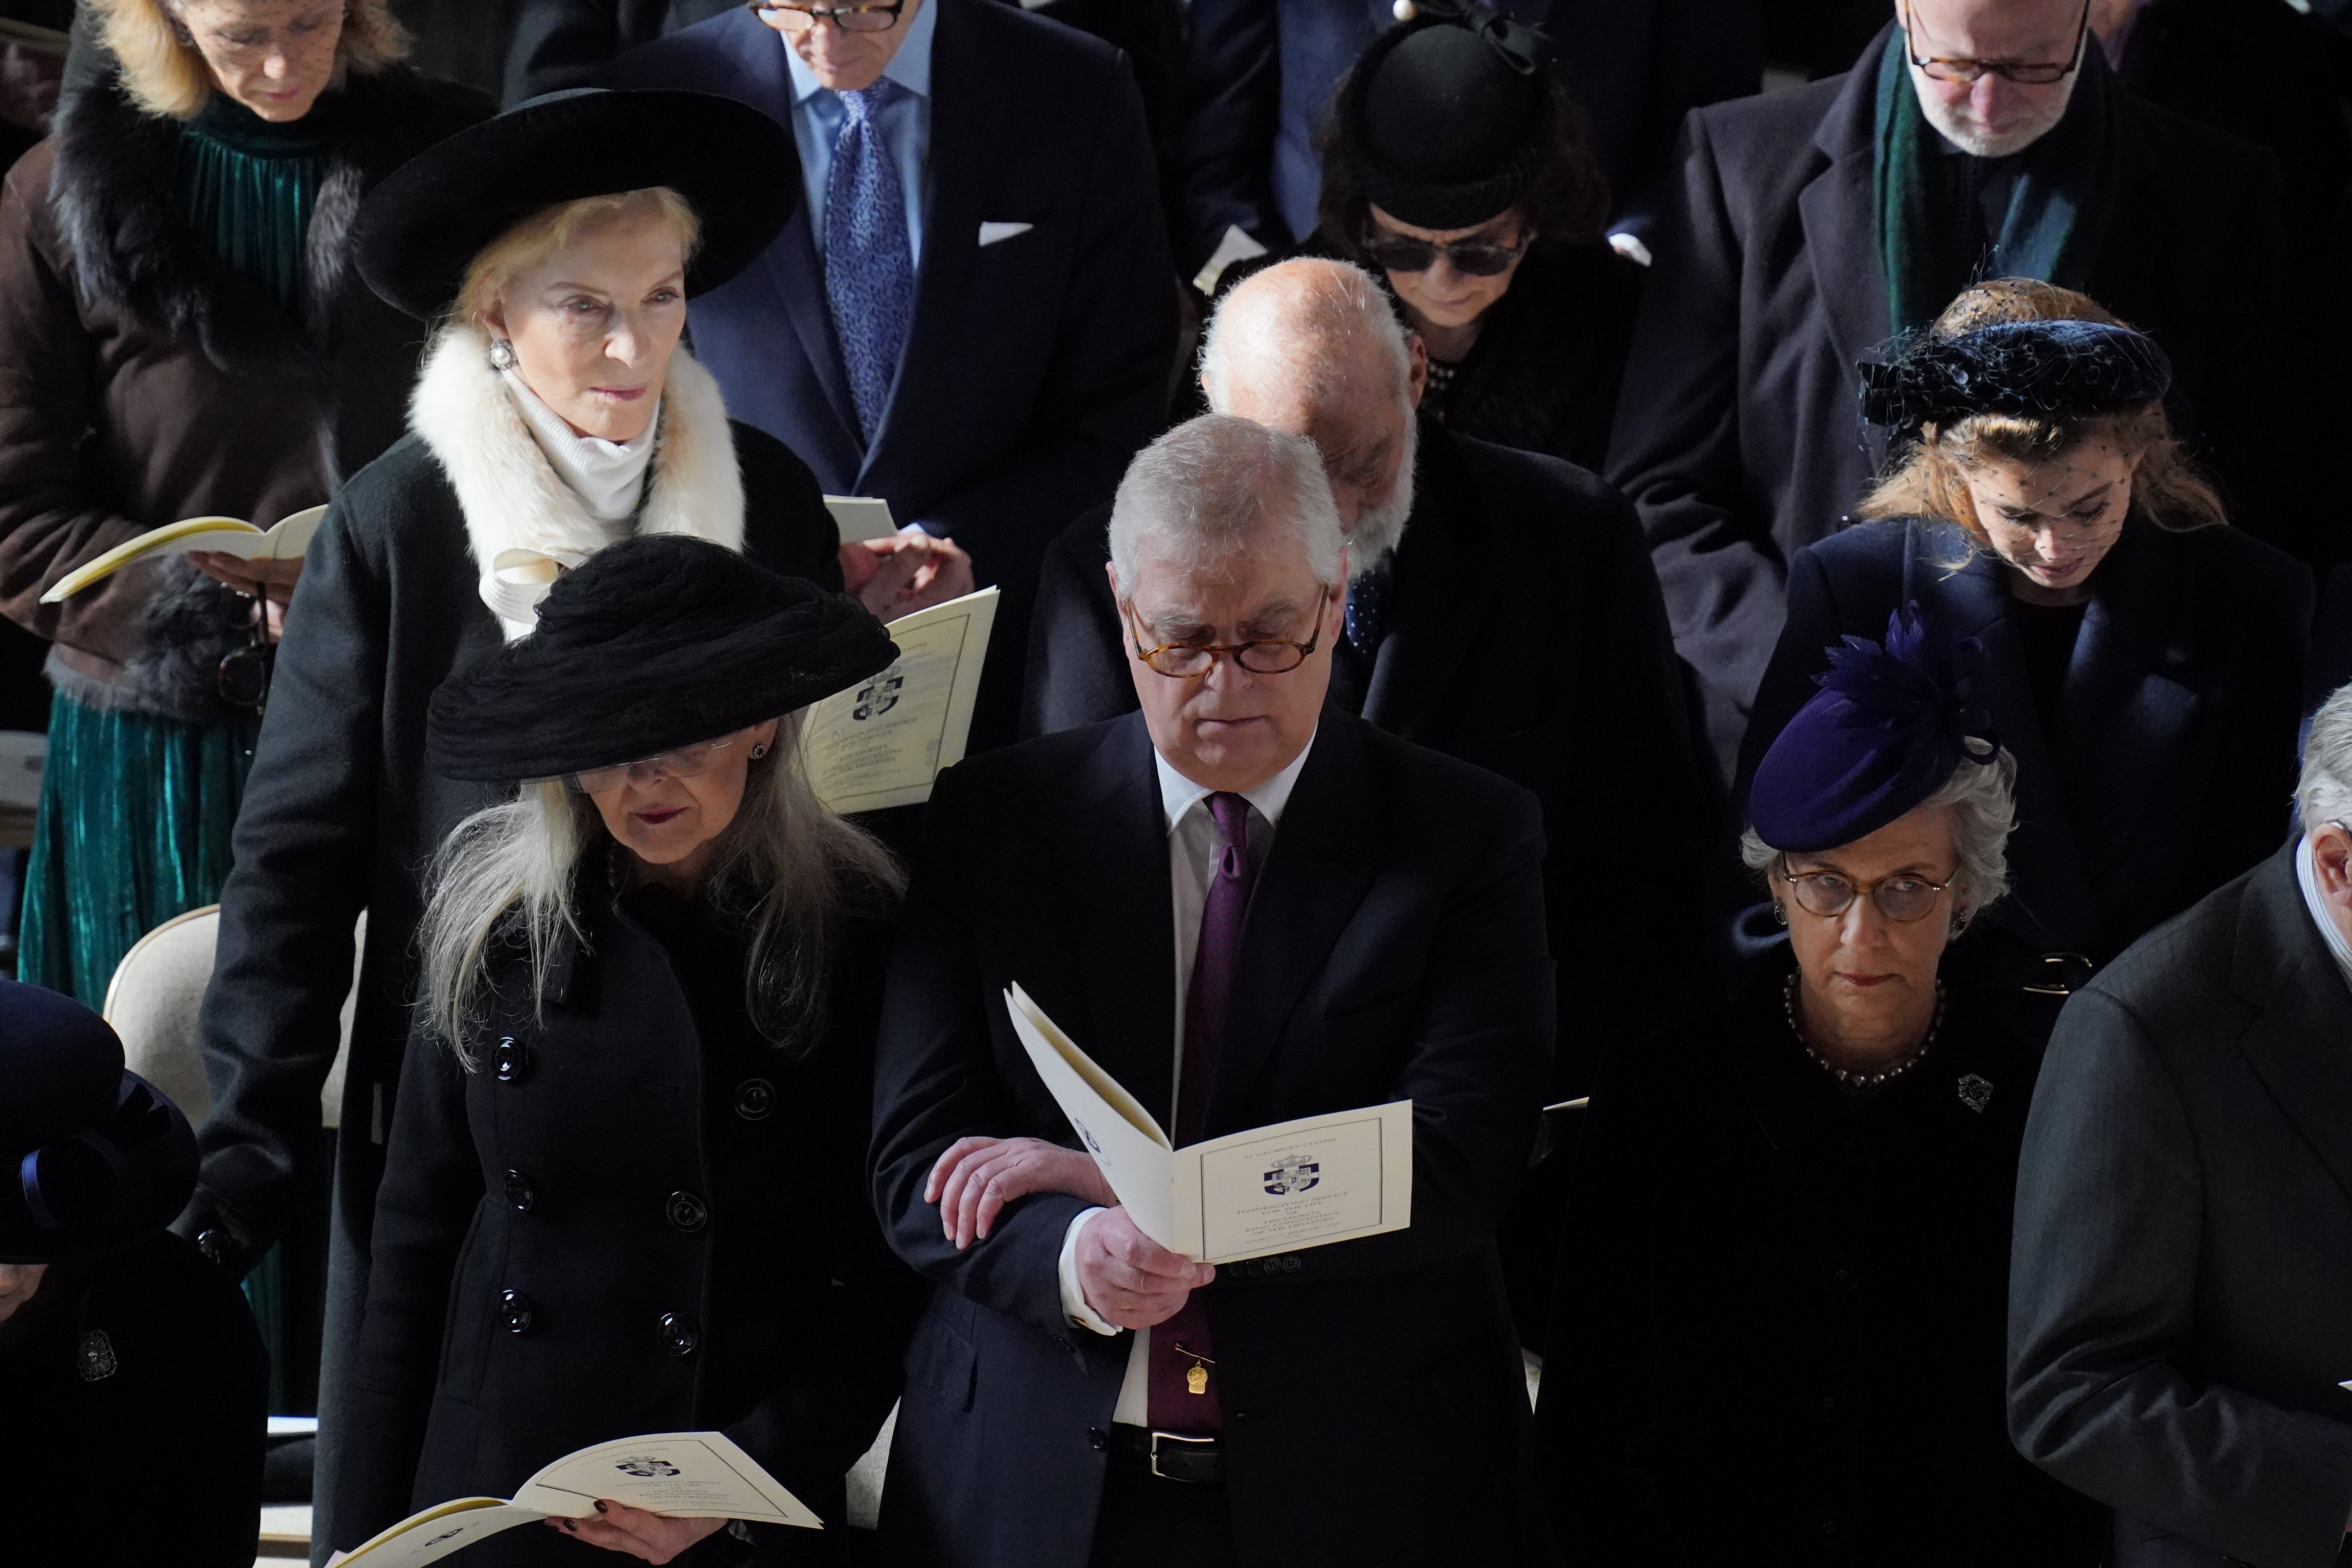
[823,79,915,445]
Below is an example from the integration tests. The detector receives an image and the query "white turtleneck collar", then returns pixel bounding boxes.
[2294,835,2352,992]
[500,368,657,526]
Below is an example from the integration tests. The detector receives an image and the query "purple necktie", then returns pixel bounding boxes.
[1149,792,1254,1433]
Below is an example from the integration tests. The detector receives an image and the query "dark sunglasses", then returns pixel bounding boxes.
[1362,231,1528,278]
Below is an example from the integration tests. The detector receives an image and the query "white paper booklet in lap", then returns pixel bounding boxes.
[802,586,998,813]
[1003,983,1412,1264]
[337,1432,818,1567]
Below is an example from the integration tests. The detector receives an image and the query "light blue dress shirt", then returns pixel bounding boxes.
[780,0,935,267]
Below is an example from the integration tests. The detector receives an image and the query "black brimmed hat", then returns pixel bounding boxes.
[427,535,897,783]
[356,89,798,322]
[1336,0,1559,231]
[0,980,199,1265]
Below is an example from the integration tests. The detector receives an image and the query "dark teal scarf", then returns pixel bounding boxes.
[176,93,332,312]
[1873,33,2124,334]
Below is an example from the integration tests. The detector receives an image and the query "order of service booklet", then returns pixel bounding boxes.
[802,586,998,814]
[39,505,329,603]
[1004,982,1413,1265]
[824,494,897,543]
[335,1432,819,1568]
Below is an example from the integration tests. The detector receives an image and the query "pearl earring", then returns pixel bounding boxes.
[488,338,518,372]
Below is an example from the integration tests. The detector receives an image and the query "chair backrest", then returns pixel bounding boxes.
[103,907,363,1129]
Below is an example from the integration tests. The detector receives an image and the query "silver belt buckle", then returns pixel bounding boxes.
[2024,952,2095,997]
[1148,1430,1216,1481]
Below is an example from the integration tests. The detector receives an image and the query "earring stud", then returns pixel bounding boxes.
[488,338,518,372]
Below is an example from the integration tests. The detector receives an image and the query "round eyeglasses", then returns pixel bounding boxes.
[564,733,746,794]
[1123,600,1322,678]
[1777,856,1959,924]
[746,0,906,31]
[1900,0,2089,84]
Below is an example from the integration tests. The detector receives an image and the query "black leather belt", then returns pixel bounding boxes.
[1107,1425,1224,1484]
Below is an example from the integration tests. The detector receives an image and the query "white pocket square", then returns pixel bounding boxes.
[977,220,1034,247]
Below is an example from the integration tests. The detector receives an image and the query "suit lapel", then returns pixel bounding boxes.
[763,207,863,452]
[1361,426,1477,738]
[1799,35,1894,389]
[1207,714,1383,1138]
[2231,846,2352,1210]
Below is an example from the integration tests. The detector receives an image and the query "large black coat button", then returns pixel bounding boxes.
[505,1170,536,1213]
[734,1079,774,1121]
[493,1037,534,1084]
[666,1191,708,1232]
[657,1312,700,1357]
[499,1289,537,1335]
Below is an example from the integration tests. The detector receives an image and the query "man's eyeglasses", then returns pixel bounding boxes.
[563,733,746,794]
[1777,855,1960,924]
[747,0,906,31]
[1361,230,1528,278]
[1123,600,1322,678]
[1900,0,2090,84]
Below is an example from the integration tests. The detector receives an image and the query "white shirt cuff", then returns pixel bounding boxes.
[1058,1206,1119,1336]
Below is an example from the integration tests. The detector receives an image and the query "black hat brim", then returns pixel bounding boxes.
[0,1073,197,1265]
[356,89,798,322]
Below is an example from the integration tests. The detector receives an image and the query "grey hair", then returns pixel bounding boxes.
[2298,684,2352,835]
[1198,257,1414,414]
[415,710,903,1068]
[1739,748,2020,922]
[1107,413,1345,595]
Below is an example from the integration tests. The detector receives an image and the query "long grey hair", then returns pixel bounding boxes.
[416,710,904,1067]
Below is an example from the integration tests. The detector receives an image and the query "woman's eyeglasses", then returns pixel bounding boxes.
[1123,601,1321,677]
[1777,857,1959,924]
[1362,231,1528,278]
[1900,0,2089,84]
[746,0,906,31]
[564,734,745,794]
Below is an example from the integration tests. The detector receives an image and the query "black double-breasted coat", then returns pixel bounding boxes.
[1539,957,2106,1565]
[327,881,920,1565]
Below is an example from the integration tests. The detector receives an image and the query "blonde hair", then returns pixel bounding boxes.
[416,711,905,1066]
[1856,279,2226,552]
[91,0,408,120]
[451,187,703,331]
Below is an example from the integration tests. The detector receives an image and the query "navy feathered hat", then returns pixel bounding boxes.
[1749,606,1998,853]
[1858,319,2173,438]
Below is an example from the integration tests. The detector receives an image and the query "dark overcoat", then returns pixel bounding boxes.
[1539,956,2105,1566]
[1739,517,2311,970]
[1610,25,2300,776]
[1021,420,1710,1096]
[184,397,838,1554]
[326,884,918,1565]
[2009,844,2352,1568]
[0,1231,268,1567]
[0,65,490,713]
[868,709,1554,1568]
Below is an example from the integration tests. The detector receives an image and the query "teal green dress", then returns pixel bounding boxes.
[18,96,328,1007]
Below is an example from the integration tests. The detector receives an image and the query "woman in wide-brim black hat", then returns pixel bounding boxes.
[0,979,267,1566]
[325,534,925,1565]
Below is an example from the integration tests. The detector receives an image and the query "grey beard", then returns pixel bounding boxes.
[1346,408,1417,581]
[1910,62,2074,159]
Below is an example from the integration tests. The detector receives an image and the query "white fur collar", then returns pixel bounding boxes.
[411,323,747,639]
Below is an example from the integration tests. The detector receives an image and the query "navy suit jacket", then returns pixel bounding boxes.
[868,709,1552,1567]
[604,0,1176,598]
[1740,517,2312,969]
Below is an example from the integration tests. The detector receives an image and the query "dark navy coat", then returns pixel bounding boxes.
[1741,516,2312,970]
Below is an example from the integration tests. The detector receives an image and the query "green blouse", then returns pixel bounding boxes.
[176,93,332,312]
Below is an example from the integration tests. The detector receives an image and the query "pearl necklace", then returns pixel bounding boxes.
[1783,973,1945,1089]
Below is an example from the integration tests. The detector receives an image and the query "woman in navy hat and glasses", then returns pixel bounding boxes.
[1538,608,2105,1565]
[324,535,922,1566]
[0,978,267,1566]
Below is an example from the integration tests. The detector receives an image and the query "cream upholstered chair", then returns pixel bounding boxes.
[103,906,361,1129]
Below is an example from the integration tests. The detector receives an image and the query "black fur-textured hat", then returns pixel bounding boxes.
[356,89,797,321]
[1334,0,1558,230]
[1859,319,2174,436]
[427,536,897,783]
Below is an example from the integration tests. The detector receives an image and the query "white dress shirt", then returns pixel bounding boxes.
[2295,835,2352,991]
[501,368,656,526]
[779,0,936,265]
[1055,733,1316,1426]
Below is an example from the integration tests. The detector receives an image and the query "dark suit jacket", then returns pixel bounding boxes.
[1021,421,1708,1095]
[2009,844,2352,1568]
[1611,27,2299,777]
[1740,517,2311,969]
[868,709,1553,1567]
[1170,0,1761,273]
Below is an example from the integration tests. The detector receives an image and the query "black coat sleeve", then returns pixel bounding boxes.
[731,418,844,592]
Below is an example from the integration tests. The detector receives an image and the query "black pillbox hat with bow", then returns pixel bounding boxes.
[427,535,898,784]
[1336,0,1559,231]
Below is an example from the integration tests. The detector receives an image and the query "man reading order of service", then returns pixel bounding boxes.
[867,413,1553,1568]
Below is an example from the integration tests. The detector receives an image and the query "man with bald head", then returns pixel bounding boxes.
[1614,0,2301,780]
[873,412,1552,1566]
[1026,256,1708,1108]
